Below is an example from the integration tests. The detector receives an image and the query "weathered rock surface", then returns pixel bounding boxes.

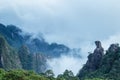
[78,41,104,78]
[0,35,21,70]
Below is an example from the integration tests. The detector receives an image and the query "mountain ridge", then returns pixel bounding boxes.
[0,23,78,74]
[0,23,70,57]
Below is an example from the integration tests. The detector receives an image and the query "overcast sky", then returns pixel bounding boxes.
[0,0,120,49]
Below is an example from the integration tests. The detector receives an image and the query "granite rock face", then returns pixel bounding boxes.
[78,41,104,78]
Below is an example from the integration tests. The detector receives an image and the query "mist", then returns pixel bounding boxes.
[47,53,87,76]
[46,32,120,76]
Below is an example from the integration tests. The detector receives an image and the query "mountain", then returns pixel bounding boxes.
[0,23,72,73]
[0,23,70,58]
[78,41,120,80]
[0,24,24,48]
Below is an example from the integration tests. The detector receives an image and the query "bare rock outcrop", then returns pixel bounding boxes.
[78,41,104,78]
[108,43,119,53]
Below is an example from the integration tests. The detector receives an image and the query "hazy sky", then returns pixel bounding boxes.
[0,0,120,48]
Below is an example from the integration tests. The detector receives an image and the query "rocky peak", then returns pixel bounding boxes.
[108,43,119,53]
[95,41,102,48]
[94,41,104,55]
[88,41,104,70]
[78,41,104,78]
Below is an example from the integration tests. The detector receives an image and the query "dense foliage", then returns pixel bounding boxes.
[0,69,80,80]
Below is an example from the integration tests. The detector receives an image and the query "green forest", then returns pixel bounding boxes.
[0,69,107,80]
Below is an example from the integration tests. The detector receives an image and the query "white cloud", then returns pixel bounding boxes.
[47,54,87,76]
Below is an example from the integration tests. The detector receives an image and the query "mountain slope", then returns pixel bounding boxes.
[0,35,21,70]
[78,41,120,80]
[18,45,47,73]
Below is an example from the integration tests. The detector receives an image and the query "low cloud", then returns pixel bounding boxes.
[47,54,87,76]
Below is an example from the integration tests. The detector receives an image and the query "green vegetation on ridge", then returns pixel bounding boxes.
[0,69,80,80]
